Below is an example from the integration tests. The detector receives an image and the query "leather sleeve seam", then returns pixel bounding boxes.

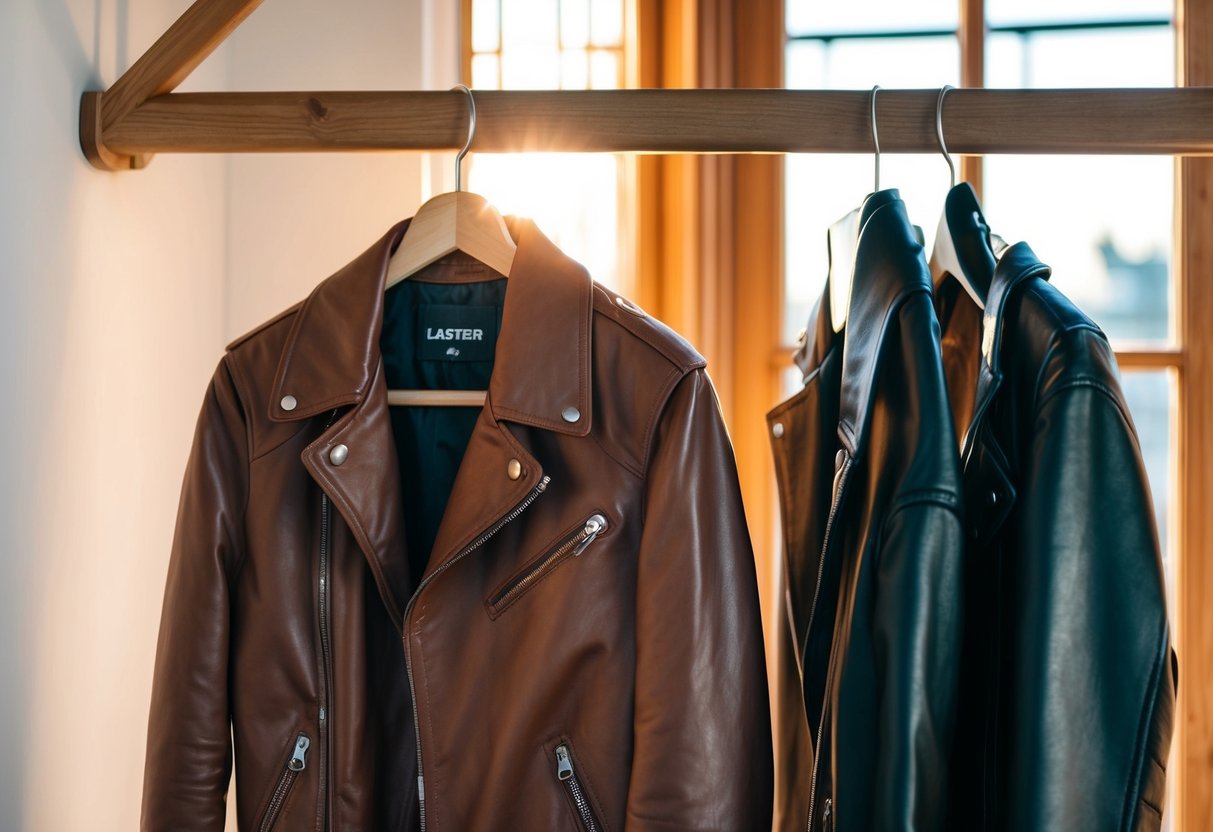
[1034,377,1134,430]
[881,492,965,531]
[639,366,693,481]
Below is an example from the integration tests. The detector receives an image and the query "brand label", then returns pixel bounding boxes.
[417,304,498,362]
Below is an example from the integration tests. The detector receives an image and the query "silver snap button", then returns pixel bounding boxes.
[280,394,298,411]
[507,459,523,480]
[562,406,581,423]
[772,422,785,439]
[614,295,646,316]
[329,444,349,466]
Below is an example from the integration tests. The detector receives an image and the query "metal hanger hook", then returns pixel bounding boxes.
[870,84,881,192]
[936,84,957,188]
[452,83,476,193]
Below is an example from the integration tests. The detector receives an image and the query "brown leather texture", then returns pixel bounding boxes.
[141,218,773,831]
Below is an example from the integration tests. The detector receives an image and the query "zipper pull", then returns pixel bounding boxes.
[573,515,607,557]
[287,734,310,771]
[555,744,574,781]
[822,797,833,831]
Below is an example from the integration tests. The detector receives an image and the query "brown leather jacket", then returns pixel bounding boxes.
[141,218,773,831]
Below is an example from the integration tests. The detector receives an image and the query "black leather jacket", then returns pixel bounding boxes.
[769,190,965,830]
[935,242,1176,830]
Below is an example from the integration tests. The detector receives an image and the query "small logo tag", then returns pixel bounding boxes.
[417,304,497,363]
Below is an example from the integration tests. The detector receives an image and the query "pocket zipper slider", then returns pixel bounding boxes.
[287,734,311,772]
[572,515,607,557]
[555,744,574,781]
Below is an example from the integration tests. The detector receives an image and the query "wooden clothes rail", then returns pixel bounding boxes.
[78,0,1213,170]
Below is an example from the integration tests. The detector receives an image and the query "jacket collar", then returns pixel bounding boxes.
[961,241,1052,461]
[262,215,594,628]
[835,189,934,457]
[267,215,594,436]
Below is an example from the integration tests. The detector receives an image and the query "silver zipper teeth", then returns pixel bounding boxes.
[566,772,601,832]
[259,734,309,832]
[406,475,552,832]
[259,768,298,832]
[489,515,605,612]
[806,454,853,831]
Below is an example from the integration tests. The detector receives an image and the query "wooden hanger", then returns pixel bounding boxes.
[384,85,516,407]
[929,86,998,309]
[828,86,881,333]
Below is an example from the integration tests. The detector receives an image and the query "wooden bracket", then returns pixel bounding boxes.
[80,92,149,171]
[81,0,266,171]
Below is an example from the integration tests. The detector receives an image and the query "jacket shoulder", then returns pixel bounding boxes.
[589,285,711,476]
[591,284,706,372]
[219,303,306,458]
[1010,280,1126,409]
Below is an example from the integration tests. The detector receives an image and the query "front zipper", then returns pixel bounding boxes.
[406,474,552,832]
[806,450,854,832]
[317,408,339,829]
[258,733,311,832]
[487,514,608,615]
[554,744,602,832]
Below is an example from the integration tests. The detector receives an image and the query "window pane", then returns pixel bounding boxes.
[561,50,589,89]
[987,28,1173,87]
[501,49,561,88]
[1119,369,1176,604]
[987,0,1170,27]
[502,0,558,49]
[787,0,956,36]
[590,0,623,47]
[472,0,501,52]
[471,54,500,89]
[784,36,959,343]
[786,37,958,89]
[983,156,1172,343]
[589,50,619,88]
[469,0,627,291]
[560,0,590,48]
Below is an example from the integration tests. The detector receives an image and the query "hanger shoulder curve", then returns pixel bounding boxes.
[386,191,516,287]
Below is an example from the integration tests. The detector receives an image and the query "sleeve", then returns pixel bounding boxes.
[625,368,774,831]
[866,494,964,830]
[1008,377,1175,830]
[141,356,250,831]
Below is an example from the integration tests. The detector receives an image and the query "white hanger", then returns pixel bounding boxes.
[929,85,998,309]
[828,85,881,333]
[384,85,515,407]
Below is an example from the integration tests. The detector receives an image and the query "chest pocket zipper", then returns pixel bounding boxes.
[258,733,310,832]
[486,514,608,617]
[554,743,603,832]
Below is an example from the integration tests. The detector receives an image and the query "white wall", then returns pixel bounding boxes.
[0,1,452,829]
[221,0,457,341]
